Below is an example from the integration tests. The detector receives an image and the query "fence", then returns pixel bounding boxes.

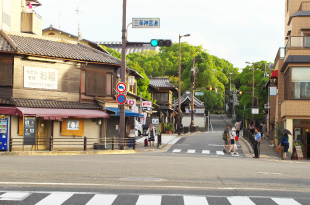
[9,136,136,152]
[243,128,255,149]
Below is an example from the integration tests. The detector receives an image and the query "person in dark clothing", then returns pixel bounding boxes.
[146,123,156,147]
[253,127,261,158]
[249,121,255,136]
[279,133,289,160]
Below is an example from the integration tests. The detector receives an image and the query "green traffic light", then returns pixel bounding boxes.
[150,39,158,47]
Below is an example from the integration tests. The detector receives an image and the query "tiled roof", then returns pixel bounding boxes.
[149,77,175,89]
[12,99,102,109]
[0,31,120,65]
[128,68,144,79]
[97,41,156,54]
[42,26,110,54]
[173,91,205,108]
[0,98,13,105]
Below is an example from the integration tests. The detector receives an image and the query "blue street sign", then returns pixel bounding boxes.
[132,18,160,28]
[117,94,127,105]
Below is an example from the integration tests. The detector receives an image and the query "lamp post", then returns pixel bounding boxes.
[245,62,255,122]
[178,34,190,136]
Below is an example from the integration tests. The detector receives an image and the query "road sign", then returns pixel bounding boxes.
[116,94,127,105]
[252,108,259,114]
[132,18,160,28]
[142,101,152,107]
[117,82,127,93]
[195,91,204,96]
[127,99,136,106]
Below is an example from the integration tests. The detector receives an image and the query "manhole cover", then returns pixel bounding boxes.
[122,177,164,181]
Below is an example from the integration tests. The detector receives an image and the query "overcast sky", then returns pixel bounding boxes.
[36,0,284,69]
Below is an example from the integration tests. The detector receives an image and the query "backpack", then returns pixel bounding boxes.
[222,129,228,141]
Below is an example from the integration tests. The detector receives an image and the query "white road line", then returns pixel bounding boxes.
[0,192,30,201]
[210,122,213,132]
[136,195,161,205]
[35,193,73,205]
[187,149,195,154]
[184,196,209,205]
[227,196,255,205]
[86,194,117,205]
[272,198,302,205]
[216,151,224,155]
[202,150,210,154]
[172,149,181,153]
[168,137,181,144]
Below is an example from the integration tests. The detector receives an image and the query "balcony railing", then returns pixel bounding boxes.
[274,47,285,65]
[286,36,310,49]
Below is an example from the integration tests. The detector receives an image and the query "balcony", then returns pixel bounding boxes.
[281,100,310,118]
[21,12,42,35]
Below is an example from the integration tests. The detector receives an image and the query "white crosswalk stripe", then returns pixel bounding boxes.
[272,198,302,205]
[227,196,255,205]
[216,151,225,155]
[202,150,210,154]
[187,149,195,153]
[0,191,305,205]
[172,149,181,153]
[35,193,73,205]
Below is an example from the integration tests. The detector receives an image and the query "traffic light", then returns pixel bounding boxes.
[207,87,215,91]
[150,39,172,47]
[236,91,243,95]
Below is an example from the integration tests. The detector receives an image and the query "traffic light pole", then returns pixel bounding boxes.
[119,0,127,150]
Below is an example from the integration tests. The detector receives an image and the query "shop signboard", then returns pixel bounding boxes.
[24,117,36,145]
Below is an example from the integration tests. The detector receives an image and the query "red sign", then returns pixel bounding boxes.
[116,94,127,105]
[117,82,127,93]
[142,101,152,107]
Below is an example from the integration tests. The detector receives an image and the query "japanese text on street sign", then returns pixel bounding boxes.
[24,66,58,90]
[142,101,152,108]
[132,18,160,28]
[116,94,127,105]
[195,91,204,96]
[117,82,127,93]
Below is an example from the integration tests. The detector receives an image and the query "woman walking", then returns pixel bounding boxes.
[146,124,156,147]
[279,132,289,160]
[228,127,237,155]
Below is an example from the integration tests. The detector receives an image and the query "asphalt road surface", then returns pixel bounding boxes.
[0,115,309,205]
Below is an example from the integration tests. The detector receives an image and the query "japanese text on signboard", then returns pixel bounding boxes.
[24,66,58,90]
[132,18,160,28]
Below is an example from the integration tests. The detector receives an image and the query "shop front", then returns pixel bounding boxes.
[293,119,310,159]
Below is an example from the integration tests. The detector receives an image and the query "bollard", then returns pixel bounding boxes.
[133,138,135,150]
[49,136,53,151]
[112,137,114,150]
[281,146,284,160]
[157,134,162,148]
[84,136,87,151]
[9,137,12,152]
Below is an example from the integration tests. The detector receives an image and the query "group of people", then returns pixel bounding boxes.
[222,124,239,155]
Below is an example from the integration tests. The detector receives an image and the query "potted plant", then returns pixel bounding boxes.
[165,123,175,134]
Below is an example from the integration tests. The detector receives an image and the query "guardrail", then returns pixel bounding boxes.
[9,137,136,152]
[243,128,255,149]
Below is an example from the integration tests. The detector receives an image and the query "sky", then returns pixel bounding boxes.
[36,0,285,69]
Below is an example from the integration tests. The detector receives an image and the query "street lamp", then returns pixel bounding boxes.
[178,33,190,136]
[229,72,233,91]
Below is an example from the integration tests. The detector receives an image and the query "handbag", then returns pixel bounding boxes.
[234,143,238,150]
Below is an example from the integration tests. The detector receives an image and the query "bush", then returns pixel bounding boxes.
[165,123,175,132]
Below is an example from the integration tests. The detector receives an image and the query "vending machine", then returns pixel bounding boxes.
[0,118,8,151]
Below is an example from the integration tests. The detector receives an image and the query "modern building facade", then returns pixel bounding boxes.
[273,0,310,158]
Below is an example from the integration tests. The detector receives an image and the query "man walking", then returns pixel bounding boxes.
[235,121,241,137]
[253,127,262,158]
[223,124,230,153]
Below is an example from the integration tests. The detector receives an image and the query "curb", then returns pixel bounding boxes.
[0,150,139,156]
[240,136,253,154]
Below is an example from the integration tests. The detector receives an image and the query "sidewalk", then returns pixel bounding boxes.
[221,114,281,160]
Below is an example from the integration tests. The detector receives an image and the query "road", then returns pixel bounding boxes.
[0,115,309,205]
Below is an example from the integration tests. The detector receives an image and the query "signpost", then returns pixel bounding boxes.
[142,101,152,108]
[195,91,204,96]
[117,82,127,93]
[132,18,160,28]
[116,94,127,105]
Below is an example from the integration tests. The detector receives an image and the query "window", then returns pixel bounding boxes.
[153,93,169,104]
[85,71,112,97]
[292,67,310,99]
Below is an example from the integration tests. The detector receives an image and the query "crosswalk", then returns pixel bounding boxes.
[0,191,306,205]
[171,149,241,157]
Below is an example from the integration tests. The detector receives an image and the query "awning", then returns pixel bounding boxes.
[106,107,144,118]
[16,107,109,120]
[271,70,278,79]
[0,107,17,115]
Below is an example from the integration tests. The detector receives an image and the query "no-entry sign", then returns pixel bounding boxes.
[116,94,127,105]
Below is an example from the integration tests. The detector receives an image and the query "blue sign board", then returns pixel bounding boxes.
[0,118,8,151]
[117,94,127,105]
[132,18,160,28]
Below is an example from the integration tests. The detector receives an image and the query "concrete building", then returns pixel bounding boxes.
[273,0,310,158]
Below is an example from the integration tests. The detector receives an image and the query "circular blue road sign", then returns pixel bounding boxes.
[116,94,127,105]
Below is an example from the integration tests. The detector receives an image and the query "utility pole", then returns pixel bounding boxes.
[119,0,127,150]
[252,63,255,123]
[178,34,181,136]
[190,57,195,127]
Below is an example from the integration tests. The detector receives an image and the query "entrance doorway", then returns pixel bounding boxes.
[36,119,49,150]
[307,132,310,159]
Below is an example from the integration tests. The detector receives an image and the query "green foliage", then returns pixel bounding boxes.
[101,46,122,59]
[164,123,175,132]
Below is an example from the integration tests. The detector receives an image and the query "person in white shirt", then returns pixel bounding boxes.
[228,127,237,155]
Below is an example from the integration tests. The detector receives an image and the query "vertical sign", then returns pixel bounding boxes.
[24,117,36,145]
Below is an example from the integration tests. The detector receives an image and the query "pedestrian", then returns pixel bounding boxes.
[253,127,261,158]
[235,121,241,137]
[228,127,237,155]
[261,122,266,139]
[279,132,289,160]
[146,123,156,147]
[222,124,230,153]
[249,121,255,136]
